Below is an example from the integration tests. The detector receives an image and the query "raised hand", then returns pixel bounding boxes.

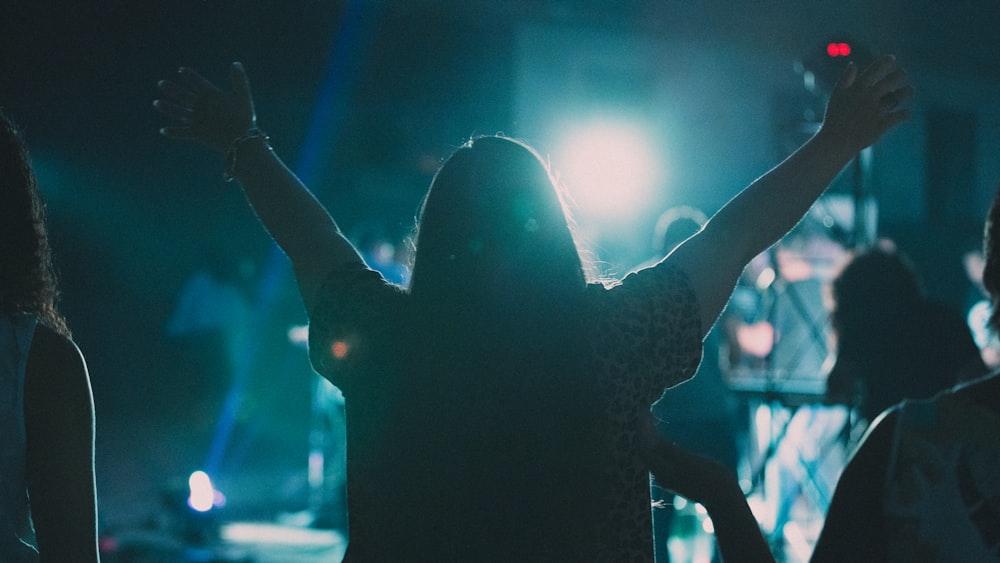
[154,62,257,152]
[153,62,363,309]
[820,55,914,153]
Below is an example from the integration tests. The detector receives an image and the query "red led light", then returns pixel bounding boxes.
[827,43,851,57]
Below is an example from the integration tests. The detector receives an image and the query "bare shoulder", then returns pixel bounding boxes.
[25,323,89,386]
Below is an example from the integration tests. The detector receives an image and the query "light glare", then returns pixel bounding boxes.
[554,119,663,219]
[188,470,215,512]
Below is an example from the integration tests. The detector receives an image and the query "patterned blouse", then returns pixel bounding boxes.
[308,261,702,561]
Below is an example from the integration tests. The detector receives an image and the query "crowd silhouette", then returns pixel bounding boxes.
[15,22,997,560]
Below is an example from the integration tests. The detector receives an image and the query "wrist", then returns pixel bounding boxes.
[811,125,865,163]
[224,127,271,182]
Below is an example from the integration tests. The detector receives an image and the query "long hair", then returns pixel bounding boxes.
[400,138,599,536]
[408,135,586,305]
[983,183,1000,334]
[402,134,594,439]
[0,110,69,337]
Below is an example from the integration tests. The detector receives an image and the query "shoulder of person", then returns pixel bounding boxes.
[847,406,901,469]
[26,322,87,381]
[951,371,1000,412]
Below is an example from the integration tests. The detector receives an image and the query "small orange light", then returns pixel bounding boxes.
[331,340,349,359]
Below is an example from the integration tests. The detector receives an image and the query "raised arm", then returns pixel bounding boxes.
[154,62,363,311]
[667,56,913,337]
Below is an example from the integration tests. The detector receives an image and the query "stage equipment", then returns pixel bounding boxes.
[795,35,876,99]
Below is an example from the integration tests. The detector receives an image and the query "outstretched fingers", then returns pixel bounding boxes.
[872,65,913,115]
[154,77,199,138]
[833,62,858,92]
[156,79,197,108]
[859,56,914,111]
[882,103,912,129]
[158,125,198,140]
[873,68,908,99]
[856,54,897,89]
[152,98,192,121]
[823,53,913,151]
[156,63,259,151]
[890,84,915,107]
[178,66,222,96]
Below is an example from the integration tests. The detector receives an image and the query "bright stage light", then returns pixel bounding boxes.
[187,470,217,512]
[552,118,664,220]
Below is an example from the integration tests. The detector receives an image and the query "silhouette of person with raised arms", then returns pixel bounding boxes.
[154,53,910,561]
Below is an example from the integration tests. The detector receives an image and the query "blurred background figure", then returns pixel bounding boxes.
[644,182,1000,562]
[810,183,1000,560]
[165,250,255,434]
[962,239,1000,369]
[0,109,100,561]
[747,238,984,559]
[650,206,708,258]
[824,240,987,432]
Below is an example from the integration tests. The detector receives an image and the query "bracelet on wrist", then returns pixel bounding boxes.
[223,126,270,182]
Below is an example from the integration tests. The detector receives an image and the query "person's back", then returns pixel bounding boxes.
[302,137,605,559]
[307,256,703,560]
[874,375,1000,562]
[0,312,40,563]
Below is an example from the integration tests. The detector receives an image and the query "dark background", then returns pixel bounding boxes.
[2,0,999,540]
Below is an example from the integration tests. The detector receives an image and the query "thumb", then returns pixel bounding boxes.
[833,62,858,91]
[230,62,253,105]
